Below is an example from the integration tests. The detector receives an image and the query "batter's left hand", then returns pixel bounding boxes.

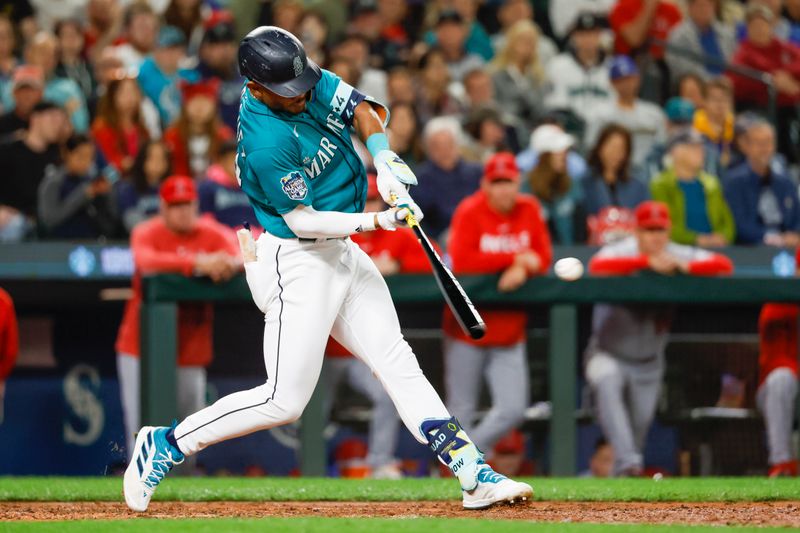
[373,149,418,188]
[392,194,424,224]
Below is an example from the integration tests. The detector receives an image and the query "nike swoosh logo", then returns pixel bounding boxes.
[293,126,299,138]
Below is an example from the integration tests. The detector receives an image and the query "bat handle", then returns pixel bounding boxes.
[389,192,418,228]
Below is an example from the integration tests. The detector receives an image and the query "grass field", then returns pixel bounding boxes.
[1,477,798,532]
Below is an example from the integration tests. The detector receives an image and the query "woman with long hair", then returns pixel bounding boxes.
[91,74,149,173]
[114,139,172,233]
[526,124,585,244]
[490,19,547,132]
[164,0,205,56]
[414,47,462,127]
[387,102,424,168]
[162,78,233,178]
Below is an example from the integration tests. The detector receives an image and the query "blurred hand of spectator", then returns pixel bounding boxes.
[514,250,542,275]
[647,249,686,275]
[497,262,527,292]
[194,251,238,283]
[772,70,800,96]
[86,176,112,199]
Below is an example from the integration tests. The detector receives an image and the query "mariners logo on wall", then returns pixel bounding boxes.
[280,171,308,200]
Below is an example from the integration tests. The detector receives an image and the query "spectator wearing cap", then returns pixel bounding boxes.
[587,200,732,476]
[445,152,552,453]
[724,119,800,246]
[91,75,150,173]
[492,0,558,66]
[54,19,96,106]
[609,0,682,60]
[414,117,482,241]
[115,174,240,462]
[491,20,548,134]
[585,55,667,173]
[545,12,614,123]
[583,124,649,243]
[426,0,494,61]
[198,140,257,230]
[524,124,586,244]
[0,101,64,242]
[111,2,160,70]
[517,121,588,184]
[550,0,615,41]
[15,31,90,133]
[694,78,736,168]
[323,173,431,479]
[666,0,736,82]
[137,25,198,129]
[729,4,800,161]
[195,13,243,132]
[0,65,43,137]
[115,140,172,234]
[433,9,485,83]
[37,133,117,239]
[651,129,735,246]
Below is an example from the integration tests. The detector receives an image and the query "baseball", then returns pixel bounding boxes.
[554,257,584,281]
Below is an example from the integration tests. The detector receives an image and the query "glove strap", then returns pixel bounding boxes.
[366,132,390,157]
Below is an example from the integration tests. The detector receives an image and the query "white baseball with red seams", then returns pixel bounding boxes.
[554,257,584,281]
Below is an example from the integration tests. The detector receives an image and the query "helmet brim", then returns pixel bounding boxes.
[260,59,321,98]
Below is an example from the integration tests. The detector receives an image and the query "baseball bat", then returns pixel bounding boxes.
[391,195,486,340]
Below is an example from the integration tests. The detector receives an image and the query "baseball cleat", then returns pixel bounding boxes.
[123,425,184,512]
[462,461,533,510]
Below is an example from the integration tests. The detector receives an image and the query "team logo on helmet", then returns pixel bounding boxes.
[293,55,303,77]
[280,171,308,200]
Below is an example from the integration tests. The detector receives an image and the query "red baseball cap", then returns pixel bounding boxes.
[366,173,379,200]
[160,175,197,204]
[483,152,520,182]
[180,78,220,101]
[635,201,671,229]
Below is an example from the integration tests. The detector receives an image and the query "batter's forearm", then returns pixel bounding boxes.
[353,101,385,144]
[283,205,377,238]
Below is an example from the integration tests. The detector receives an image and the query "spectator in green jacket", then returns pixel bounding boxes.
[651,129,735,246]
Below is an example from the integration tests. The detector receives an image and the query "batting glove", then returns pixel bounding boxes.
[373,149,418,188]
[376,208,411,231]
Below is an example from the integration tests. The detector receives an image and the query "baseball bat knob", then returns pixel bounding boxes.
[469,323,487,340]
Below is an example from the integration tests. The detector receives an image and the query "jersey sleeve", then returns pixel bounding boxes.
[315,69,388,128]
[247,145,314,215]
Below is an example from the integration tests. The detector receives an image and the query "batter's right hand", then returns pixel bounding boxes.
[376,207,410,231]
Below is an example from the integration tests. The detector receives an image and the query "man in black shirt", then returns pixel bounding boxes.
[0,101,63,241]
[0,64,44,138]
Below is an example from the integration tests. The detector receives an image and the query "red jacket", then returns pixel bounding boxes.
[729,39,800,107]
[115,215,238,366]
[91,118,147,172]
[163,124,234,177]
[0,288,18,382]
[326,229,433,357]
[610,0,682,59]
[588,252,734,276]
[444,190,552,346]
[758,246,800,385]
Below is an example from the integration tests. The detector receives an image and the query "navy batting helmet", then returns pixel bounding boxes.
[238,26,321,98]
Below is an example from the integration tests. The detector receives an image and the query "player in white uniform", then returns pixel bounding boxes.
[123,26,532,512]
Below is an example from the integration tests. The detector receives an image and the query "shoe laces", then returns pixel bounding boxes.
[143,448,182,489]
[476,462,507,484]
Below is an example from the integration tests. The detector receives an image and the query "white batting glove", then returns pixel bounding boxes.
[373,149,418,188]
[376,208,410,231]
[392,194,424,223]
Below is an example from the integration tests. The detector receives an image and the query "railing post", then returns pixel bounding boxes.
[549,304,578,476]
[140,300,178,426]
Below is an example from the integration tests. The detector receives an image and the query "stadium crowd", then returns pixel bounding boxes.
[0,0,799,478]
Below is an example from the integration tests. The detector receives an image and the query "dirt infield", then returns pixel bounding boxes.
[2,501,800,526]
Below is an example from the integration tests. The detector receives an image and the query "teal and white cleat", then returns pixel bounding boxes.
[123,425,184,512]
[462,461,533,510]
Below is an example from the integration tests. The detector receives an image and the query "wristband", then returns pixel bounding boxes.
[366,132,390,157]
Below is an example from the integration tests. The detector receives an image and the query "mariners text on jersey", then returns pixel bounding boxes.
[235,69,387,238]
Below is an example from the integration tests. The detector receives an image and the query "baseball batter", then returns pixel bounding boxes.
[124,26,532,511]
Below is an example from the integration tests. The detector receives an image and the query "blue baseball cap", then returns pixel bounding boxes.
[664,97,696,125]
[609,55,639,81]
[158,25,187,48]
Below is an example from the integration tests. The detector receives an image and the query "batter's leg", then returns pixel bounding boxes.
[627,360,663,457]
[470,342,529,451]
[346,358,402,470]
[444,337,486,436]
[116,353,140,461]
[757,367,799,465]
[586,351,640,475]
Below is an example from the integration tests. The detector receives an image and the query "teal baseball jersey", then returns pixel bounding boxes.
[235,69,385,238]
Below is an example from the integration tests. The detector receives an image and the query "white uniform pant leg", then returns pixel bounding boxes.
[345,357,401,469]
[586,352,641,475]
[757,367,799,465]
[626,358,663,455]
[443,337,485,435]
[471,342,529,451]
[117,353,139,461]
[331,241,450,444]
[174,239,349,456]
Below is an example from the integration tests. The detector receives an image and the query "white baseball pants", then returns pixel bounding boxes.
[757,367,798,465]
[174,233,450,456]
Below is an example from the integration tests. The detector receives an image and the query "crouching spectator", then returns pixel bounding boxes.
[758,301,799,477]
[115,175,240,460]
[586,201,732,476]
[198,140,258,230]
[444,152,552,452]
[323,174,430,479]
[38,134,117,239]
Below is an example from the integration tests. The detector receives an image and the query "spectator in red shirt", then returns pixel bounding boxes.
[323,174,432,479]
[586,201,732,476]
[115,175,240,460]
[91,74,149,174]
[163,79,233,178]
[0,288,18,425]
[610,0,682,59]
[444,152,552,452]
